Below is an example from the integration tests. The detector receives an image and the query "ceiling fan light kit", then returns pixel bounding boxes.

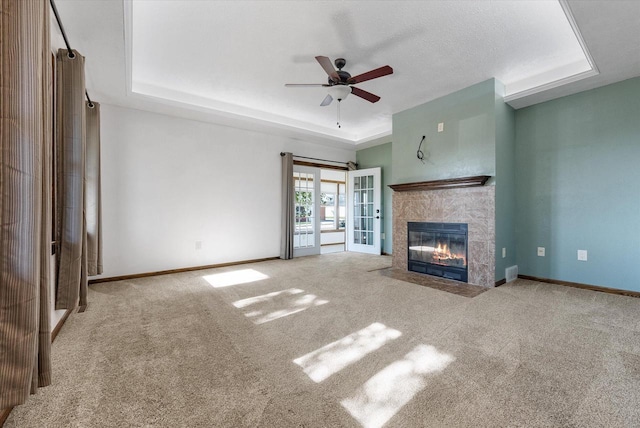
[285,56,393,128]
[328,85,351,102]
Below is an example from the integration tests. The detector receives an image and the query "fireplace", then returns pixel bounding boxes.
[408,222,468,282]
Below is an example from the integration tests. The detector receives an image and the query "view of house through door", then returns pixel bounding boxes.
[293,166,347,257]
[347,167,381,255]
[319,169,346,254]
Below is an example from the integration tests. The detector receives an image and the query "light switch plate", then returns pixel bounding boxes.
[438,122,444,132]
[502,247,506,258]
[537,247,545,257]
[578,250,588,261]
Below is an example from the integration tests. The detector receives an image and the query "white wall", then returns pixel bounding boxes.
[95,104,356,278]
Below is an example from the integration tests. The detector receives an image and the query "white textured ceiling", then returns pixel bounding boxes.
[55,0,640,148]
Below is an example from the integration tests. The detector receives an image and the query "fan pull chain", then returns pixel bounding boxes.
[337,101,341,128]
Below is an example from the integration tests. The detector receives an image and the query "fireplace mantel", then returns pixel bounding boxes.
[388,175,491,192]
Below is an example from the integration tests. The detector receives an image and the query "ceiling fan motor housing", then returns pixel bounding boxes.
[327,57,350,85]
[328,70,352,85]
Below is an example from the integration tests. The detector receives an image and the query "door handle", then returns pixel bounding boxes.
[375,216,380,219]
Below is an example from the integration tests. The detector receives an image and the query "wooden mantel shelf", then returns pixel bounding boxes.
[388,175,491,192]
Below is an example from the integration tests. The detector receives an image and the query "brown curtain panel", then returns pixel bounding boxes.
[280,152,294,259]
[55,48,88,309]
[85,102,103,276]
[0,0,53,408]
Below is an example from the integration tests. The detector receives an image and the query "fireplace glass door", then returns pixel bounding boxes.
[408,222,468,282]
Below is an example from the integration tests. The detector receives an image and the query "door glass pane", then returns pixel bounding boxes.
[294,172,315,249]
[367,232,373,246]
[354,177,360,190]
[367,175,373,188]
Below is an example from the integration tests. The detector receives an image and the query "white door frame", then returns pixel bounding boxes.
[347,167,381,255]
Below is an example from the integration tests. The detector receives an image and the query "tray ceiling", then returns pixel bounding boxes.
[54,0,640,147]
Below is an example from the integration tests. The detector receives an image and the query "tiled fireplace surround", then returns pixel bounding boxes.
[392,186,495,287]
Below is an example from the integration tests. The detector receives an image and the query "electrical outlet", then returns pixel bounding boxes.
[537,247,545,257]
[578,250,588,261]
[195,241,202,250]
[437,122,444,132]
[502,247,506,258]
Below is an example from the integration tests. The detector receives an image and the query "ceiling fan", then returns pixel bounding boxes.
[285,56,393,107]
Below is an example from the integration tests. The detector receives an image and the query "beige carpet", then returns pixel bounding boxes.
[5,252,640,427]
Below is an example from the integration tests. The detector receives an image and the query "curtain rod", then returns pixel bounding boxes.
[50,0,94,107]
[280,152,356,167]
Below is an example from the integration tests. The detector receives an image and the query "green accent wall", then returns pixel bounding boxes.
[359,79,518,278]
[356,142,393,254]
[392,79,497,184]
[515,77,640,292]
[494,80,517,280]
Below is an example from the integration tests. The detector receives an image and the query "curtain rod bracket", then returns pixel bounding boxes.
[50,0,94,107]
[85,90,94,108]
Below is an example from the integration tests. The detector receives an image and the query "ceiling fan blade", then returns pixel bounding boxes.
[320,94,333,106]
[285,83,330,87]
[351,86,381,103]
[315,56,340,82]
[348,65,393,84]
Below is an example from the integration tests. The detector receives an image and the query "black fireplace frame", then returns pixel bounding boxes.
[407,222,468,282]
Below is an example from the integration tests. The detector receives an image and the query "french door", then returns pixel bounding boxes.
[293,165,321,257]
[347,167,381,255]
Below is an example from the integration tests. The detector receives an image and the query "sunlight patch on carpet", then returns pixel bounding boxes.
[202,269,269,288]
[293,323,402,383]
[233,288,304,308]
[341,344,455,428]
[232,288,328,324]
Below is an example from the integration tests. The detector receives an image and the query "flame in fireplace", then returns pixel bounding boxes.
[433,243,464,264]
[408,244,466,266]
